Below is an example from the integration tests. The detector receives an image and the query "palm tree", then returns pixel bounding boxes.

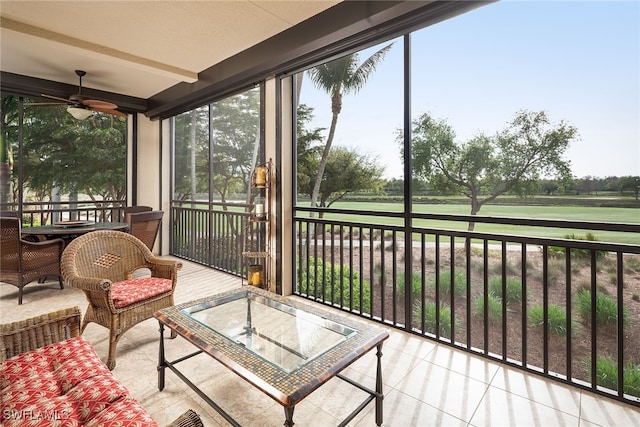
[306,44,393,214]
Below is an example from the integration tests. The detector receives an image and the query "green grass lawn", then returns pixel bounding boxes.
[301,201,640,245]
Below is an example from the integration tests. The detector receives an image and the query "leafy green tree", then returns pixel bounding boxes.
[174,106,209,201]
[212,88,261,203]
[540,179,559,196]
[619,176,640,200]
[297,105,384,214]
[406,110,577,230]
[314,147,384,211]
[575,176,596,195]
[23,102,127,219]
[1,95,127,218]
[306,44,393,214]
[173,89,261,205]
[0,95,18,209]
[296,104,325,197]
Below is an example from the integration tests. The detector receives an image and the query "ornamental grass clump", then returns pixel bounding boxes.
[577,288,628,327]
[474,293,503,324]
[488,276,525,304]
[297,256,372,314]
[528,304,574,336]
[397,271,422,297]
[431,270,467,299]
[590,356,640,399]
[413,301,454,339]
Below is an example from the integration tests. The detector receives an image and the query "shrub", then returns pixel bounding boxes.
[431,270,467,299]
[576,289,629,327]
[474,293,503,324]
[528,304,573,336]
[549,232,605,261]
[623,255,640,274]
[297,257,371,314]
[591,356,640,399]
[397,271,422,297]
[488,276,525,304]
[412,301,454,339]
[488,260,520,277]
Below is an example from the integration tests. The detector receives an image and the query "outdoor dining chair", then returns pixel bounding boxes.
[60,229,182,369]
[0,216,65,304]
[123,205,152,222]
[126,210,163,251]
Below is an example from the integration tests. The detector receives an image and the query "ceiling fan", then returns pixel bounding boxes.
[28,70,127,120]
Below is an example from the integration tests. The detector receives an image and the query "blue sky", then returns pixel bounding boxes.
[299,0,639,180]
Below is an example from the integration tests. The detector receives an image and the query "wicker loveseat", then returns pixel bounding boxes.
[0,307,203,427]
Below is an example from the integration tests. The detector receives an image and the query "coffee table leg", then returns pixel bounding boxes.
[376,343,384,426]
[284,406,295,426]
[157,322,166,391]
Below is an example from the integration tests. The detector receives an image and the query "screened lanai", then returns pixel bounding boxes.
[2,0,640,418]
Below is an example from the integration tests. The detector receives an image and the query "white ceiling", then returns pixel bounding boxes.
[0,1,340,99]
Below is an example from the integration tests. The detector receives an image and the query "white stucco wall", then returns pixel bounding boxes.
[128,114,170,255]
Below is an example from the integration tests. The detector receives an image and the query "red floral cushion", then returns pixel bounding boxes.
[110,277,173,308]
[0,336,158,426]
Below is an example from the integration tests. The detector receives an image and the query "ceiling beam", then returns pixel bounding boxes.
[1,16,198,84]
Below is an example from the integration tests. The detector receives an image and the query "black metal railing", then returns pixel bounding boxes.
[294,207,640,408]
[170,201,248,277]
[13,197,640,407]
[7,201,127,226]
[166,200,640,407]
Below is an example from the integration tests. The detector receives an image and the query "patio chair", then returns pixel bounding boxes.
[123,205,152,222]
[60,229,182,370]
[0,217,65,304]
[127,210,163,251]
[0,210,19,218]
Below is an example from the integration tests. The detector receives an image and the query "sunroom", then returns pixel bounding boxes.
[1,1,639,425]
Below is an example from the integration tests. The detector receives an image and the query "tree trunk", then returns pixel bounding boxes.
[468,197,480,231]
[310,109,339,217]
[0,161,12,210]
[190,110,197,209]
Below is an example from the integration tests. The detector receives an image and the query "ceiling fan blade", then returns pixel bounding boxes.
[41,94,74,104]
[83,99,118,110]
[90,107,127,118]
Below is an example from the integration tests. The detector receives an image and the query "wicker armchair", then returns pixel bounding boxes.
[60,230,182,370]
[127,210,164,251]
[0,210,20,218]
[0,216,65,304]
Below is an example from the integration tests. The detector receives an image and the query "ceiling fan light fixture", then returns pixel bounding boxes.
[67,106,93,120]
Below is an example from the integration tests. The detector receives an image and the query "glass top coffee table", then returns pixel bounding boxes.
[154,286,389,426]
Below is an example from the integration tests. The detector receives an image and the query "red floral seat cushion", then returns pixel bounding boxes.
[0,336,158,426]
[110,277,173,308]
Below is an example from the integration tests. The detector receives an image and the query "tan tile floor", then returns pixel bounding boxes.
[2,258,639,426]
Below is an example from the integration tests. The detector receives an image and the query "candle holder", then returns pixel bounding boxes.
[254,203,265,219]
[254,166,267,186]
[253,195,266,219]
[248,264,263,287]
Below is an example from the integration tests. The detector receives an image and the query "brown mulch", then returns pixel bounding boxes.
[313,240,640,385]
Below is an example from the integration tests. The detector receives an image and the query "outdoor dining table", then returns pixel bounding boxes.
[21,221,129,243]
